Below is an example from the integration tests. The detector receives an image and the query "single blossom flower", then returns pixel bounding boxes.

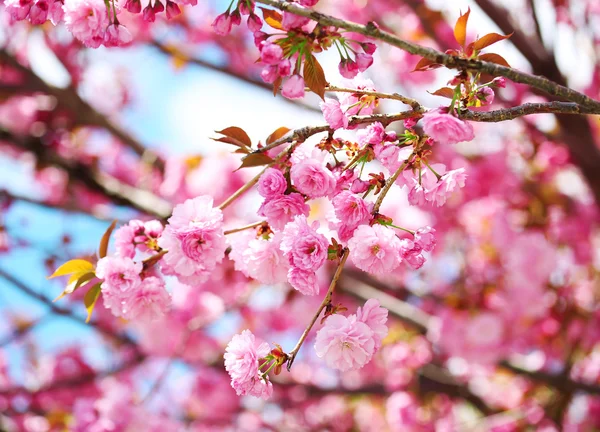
[348,224,402,274]
[421,110,474,145]
[356,299,389,350]
[414,226,436,252]
[281,215,329,271]
[63,0,109,48]
[290,158,337,198]
[123,276,171,321]
[287,267,319,295]
[257,167,287,198]
[282,75,305,99]
[258,192,310,230]
[315,314,375,371]
[320,98,348,130]
[224,330,273,399]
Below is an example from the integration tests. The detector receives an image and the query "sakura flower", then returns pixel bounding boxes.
[427,168,467,206]
[96,256,142,292]
[243,233,290,285]
[158,196,226,285]
[355,53,374,72]
[421,110,474,145]
[356,299,389,350]
[260,42,283,65]
[123,276,171,321]
[339,59,359,79]
[258,192,309,230]
[282,75,305,99]
[63,0,109,48]
[224,330,273,399]
[357,122,386,145]
[348,224,402,274]
[212,12,232,35]
[257,167,287,198]
[332,191,372,241]
[290,158,337,198]
[399,239,426,270]
[414,226,436,252]
[4,0,33,21]
[315,314,375,371]
[320,98,348,130]
[287,267,319,295]
[281,215,329,271]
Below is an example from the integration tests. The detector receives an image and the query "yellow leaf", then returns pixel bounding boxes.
[48,259,94,279]
[53,272,96,302]
[84,283,102,323]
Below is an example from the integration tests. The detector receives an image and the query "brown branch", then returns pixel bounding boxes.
[325,86,424,110]
[0,49,164,171]
[255,0,600,111]
[1,129,172,219]
[458,102,595,122]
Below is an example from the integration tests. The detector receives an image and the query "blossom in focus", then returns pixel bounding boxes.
[421,110,474,145]
[348,224,402,274]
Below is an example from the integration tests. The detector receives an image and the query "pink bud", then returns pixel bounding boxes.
[152,0,164,13]
[28,0,48,24]
[282,75,305,99]
[355,53,373,72]
[230,9,241,26]
[260,65,278,84]
[404,118,417,130]
[476,86,494,106]
[361,42,377,55]
[212,12,232,35]
[165,0,181,19]
[247,13,262,31]
[124,0,141,13]
[260,42,283,65]
[239,0,254,15]
[278,58,291,77]
[253,31,268,47]
[384,131,397,142]
[298,0,318,5]
[338,59,359,79]
[142,4,156,22]
[492,77,506,88]
[351,179,369,194]
[104,24,133,47]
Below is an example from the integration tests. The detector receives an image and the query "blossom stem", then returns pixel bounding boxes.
[423,160,442,180]
[372,159,410,214]
[286,248,349,371]
[224,220,266,235]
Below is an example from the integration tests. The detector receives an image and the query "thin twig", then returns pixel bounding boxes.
[326,85,423,110]
[286,248,349,370]
[224,220,266,235]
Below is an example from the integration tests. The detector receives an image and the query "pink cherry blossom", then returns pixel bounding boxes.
[339,59,359,79]
[224,330,273,399]
[257,167,287,198]
[348,224,402,274]
[291,158,337,198]
[281,215,329,271]
[281,75,305,99]
[357,122,386,145]
[314,314,375,371]
[320,98,348,130]
[212,12,232,35]
[414,226,436,252]
[260,42,283,65]
[233,233,290,285]
[4,0,33,20]
[123,276,171,321]
[421,110,475,145]
[356,299,389,350]
[258,192,310,230]
[287,267,319,295]
[63,0,109,48]
[355,53,374,72]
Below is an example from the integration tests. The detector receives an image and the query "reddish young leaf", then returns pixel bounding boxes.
[266,127,291,145]
[478,53,511,68]
[98,220,117,259]
[472,32,513,51]
[236,153,274,171]
[215,127,252,147]
[412,57,442,72]
[304,54,327,100]
[454,8,470,48]
[428,87,456,99]
[260,7,284,30]
[211,136,251,151]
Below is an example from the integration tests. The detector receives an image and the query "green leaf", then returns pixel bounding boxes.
[236,153,274,171]
[99,220,117,259]
[84,282,102,323]
[304,53,327,100]
[471,32,513,51]
[48,259,94,279]
[454,8,470,48]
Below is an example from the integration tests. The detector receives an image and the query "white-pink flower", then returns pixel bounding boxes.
[314,314,375,371]
[290,158,337,198]
[348,224,402,274]
[224,330,273,399]
[320,98,348,130]
[242,233,290,285]
[158,196,226,285]
[421,110,474,145]
[63,0,109,48]
[281,215,329,271]
[123,276,171,321]
[356,299,389,350]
